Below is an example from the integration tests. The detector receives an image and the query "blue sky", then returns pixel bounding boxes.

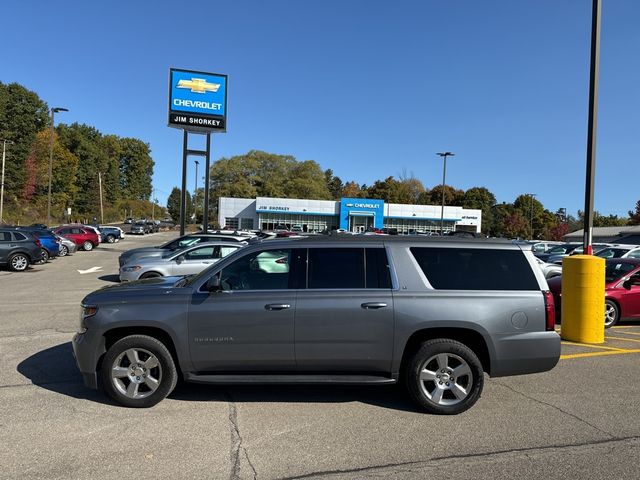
[2,0,639,217]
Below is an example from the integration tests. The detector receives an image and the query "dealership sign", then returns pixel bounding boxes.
[168,68,227,132]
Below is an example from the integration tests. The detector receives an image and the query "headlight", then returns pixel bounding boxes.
[78,305,98,334]
[121,265,142,272]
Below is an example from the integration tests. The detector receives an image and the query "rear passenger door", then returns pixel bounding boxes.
[294,247,394,372]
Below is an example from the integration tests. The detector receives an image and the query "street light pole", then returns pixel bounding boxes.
[1,139,14,224]
[47,107,68,225]
[194,160,199,225]
[526,193,537,239]
[436,152,455,234]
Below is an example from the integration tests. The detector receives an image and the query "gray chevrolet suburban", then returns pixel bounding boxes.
[72,236,560,414]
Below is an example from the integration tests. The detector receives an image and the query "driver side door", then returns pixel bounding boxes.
[187,248,303,372]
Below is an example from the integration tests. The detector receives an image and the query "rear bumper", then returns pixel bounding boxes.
[490,331,561,377]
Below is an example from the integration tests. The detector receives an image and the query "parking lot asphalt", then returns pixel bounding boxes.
[1,231,639,480]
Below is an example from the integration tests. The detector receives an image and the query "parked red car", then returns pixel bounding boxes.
[53,225,100,251]
[548,258,640,328]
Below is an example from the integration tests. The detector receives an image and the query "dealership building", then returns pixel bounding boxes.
[218,197,482,234]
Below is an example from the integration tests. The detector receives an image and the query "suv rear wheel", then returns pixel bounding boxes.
[83,241,94,251]
[101,335,177,408]
[106,234,116,243]
[405,338,484,415]
[9,253,29,271]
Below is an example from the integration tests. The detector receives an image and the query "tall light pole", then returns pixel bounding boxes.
[47,107,68,225]
[436,152,455,234]
[526,193,537,239]
[194,160,199,225]
[1,139,14,224]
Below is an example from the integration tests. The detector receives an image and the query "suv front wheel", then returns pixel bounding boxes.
[405,338,484,415]
[101,335,177,408]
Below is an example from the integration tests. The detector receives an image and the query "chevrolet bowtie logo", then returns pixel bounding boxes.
[176,78,220,94]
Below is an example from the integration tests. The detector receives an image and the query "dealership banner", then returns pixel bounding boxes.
[168,68,227,132]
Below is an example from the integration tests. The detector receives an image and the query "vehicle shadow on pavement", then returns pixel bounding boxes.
[170,383,422,413]
[98,274,120,283]
[17,342,115,405]
[19,343,421,412]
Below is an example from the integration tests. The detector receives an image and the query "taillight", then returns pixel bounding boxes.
[34,238,41,247]
[543,290,556,331]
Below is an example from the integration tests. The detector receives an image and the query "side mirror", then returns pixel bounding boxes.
[176,255,185,264]
[207,275,221,292]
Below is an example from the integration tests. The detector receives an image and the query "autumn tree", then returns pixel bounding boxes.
[629,200,640,225]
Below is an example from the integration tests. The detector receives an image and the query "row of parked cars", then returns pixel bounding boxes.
[0,223,126,272]
[526,240,640,328]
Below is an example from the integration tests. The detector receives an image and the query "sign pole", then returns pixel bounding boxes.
[180,130,188,236]
[582,0,601,255]
[203,133,211,232]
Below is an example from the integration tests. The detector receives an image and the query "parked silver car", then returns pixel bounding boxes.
[55,234,78,256]
[535,257,562,279]
[119,242,243,282]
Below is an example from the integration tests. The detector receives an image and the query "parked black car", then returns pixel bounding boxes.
[146,220,159,233]
[130,221,151,235]
[0,228,43,271]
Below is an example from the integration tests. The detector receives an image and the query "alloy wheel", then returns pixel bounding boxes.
[10,254,28,271]
[111,348,162,400]
[418,353,473,406]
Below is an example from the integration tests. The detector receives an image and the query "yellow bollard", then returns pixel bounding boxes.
[560,255,605,344]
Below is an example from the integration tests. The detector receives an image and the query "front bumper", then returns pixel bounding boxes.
[72,332,106,390]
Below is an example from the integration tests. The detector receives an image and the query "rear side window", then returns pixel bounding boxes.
[12,232,27,241]
[308,248,365,289]
[410,247,539,291]
[365,248,392,288]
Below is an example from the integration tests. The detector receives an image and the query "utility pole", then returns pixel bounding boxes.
[526,193,537,239]
[436,152,455,235]
[47,107,68,225]
[98,172,104,224]
[194,159,199,225]
[1,139,14,224]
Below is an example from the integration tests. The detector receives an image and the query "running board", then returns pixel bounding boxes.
[185,373,397,385]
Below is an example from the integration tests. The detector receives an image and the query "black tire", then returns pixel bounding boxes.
[404,338,484,415]
[35,248,49,265]
[101,335,177,408]
[59,245,68,257]
[8,253,29,272]
[106,234,116,244]
[604,300,620,328]
[140,271,162,279]
[83,241,94,251]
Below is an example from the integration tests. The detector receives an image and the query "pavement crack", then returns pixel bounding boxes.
[276,437,640,479]
[226,391,258,480]
[494,381,615,438]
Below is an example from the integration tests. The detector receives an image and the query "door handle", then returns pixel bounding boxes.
[361,302,388,309]
[265,304,291,311]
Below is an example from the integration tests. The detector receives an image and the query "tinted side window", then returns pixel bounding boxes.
[185,246,215,260]
[410,247,539,291]
[308,248,365,289]
[0,232,11,241]
[365,248,392,288]
[12,232,27,241]
[220,249,295,290]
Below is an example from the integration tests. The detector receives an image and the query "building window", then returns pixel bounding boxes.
[225,218,239,229]
[240,218,254,230]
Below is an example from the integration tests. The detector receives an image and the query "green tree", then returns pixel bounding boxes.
[167,186,192,223]
[285,160,331,199]
[119,138,154,200]
[629,200,640,225]
[0,82,49,197]
[324,169,344,199]
[341,181,366,198]
[419,185,464,206]
[462,187,496,234]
